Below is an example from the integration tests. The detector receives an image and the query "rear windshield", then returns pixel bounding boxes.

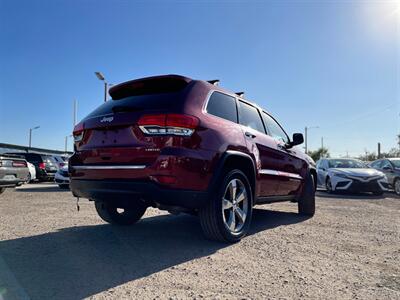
[85,92,187,119]
[42,156,57,164]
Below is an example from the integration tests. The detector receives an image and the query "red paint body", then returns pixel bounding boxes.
[69,75,313,208]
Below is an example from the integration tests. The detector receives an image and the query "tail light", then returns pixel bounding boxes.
[12,161,27,167]
[39,162,46,169]
[138,114,199,136]
[73,122,85,142]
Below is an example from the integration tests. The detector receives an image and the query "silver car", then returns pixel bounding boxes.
[316,158,388,195]
[370,158,400,195]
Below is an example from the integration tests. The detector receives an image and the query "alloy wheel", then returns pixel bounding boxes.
[395,180,400,195]
[222,178,248,233]
[326,178,333,193]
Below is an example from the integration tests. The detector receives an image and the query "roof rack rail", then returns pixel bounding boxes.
[207,79,220,86]
[235,92,245,97]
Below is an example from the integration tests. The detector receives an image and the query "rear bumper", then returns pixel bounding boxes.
[70,179,209,210]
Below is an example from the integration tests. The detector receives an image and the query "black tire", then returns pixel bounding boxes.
[199,169,253,243]
[298,172,316,216]
[94,201,147,226]
[326,177,334,194]
[394,178,400,196]
[27,173,31,183]
[0,187,5,195]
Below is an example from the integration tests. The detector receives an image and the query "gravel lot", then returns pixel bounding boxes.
[0,183,399,300]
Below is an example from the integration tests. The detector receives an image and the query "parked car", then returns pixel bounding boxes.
[369,158,400,195]
[316,158,388,195]
[54,165,70,188]
[0,154,29,194]
[6,153,58,182]
[52,155,68,169]
[69,74,316,242]
[27,162,36,182]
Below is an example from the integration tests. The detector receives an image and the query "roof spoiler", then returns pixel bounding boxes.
[207,79,220,86]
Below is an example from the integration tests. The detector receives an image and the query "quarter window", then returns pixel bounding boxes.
[206,92,238,123]
[238,101,265,133]
[262,112,289,144]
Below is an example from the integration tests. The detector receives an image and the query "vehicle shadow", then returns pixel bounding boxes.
[316,190,389,200]
[0,208,308,300]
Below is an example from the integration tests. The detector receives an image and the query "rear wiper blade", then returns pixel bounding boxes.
[112,105,143,113]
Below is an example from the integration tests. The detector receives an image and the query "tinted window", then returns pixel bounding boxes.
[238,101,265,133]
[381,160,392,169]
[327,159,367,169]
[24,154,42,163]
[370,160,382,168]
[262,112,289,143]
[85,91,186,119]
[206,92,238,123]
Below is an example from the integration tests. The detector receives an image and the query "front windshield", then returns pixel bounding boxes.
[390,159,400,168]
[328,159,367,169]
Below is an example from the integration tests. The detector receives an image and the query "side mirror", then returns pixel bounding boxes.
[290,133,304,147]
[383,166,393,172]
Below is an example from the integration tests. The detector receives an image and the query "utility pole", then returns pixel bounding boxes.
[28,126,40,148]
[304,127,307,154]
[378,142,381,159]
[73,99,77,127]
[304,126,319,154]
[95,72,109,102]
[65,136,68,154]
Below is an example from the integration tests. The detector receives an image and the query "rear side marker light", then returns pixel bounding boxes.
[138,114,199,136]
[39,162,46,169]
[73,122,85,142]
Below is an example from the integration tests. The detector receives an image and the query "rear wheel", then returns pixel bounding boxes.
[94,201,147,225]
[298,172,315,216]
[27,173,31,183]
[0,188,5,195]
[199,169,253,243]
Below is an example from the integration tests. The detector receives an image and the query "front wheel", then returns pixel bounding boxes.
[326,177,334,193]
[94,201,147,225]
[394,178,400,196]
[199,169,253,243]
[0,188,5,195]
[298,172,316,216]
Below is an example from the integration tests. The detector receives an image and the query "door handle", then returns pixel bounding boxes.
[245,132,256,138]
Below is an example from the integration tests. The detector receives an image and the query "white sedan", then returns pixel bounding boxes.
[316,158,388,195]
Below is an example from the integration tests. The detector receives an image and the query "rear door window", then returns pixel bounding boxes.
[206,92,238,123]
[238,101,265,133]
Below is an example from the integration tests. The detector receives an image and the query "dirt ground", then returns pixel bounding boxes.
[0,183,399,300]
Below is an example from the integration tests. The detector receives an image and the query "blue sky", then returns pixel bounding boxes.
[0,0,399,156]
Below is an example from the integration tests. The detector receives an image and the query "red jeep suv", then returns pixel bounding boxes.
[70,75,316,242]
